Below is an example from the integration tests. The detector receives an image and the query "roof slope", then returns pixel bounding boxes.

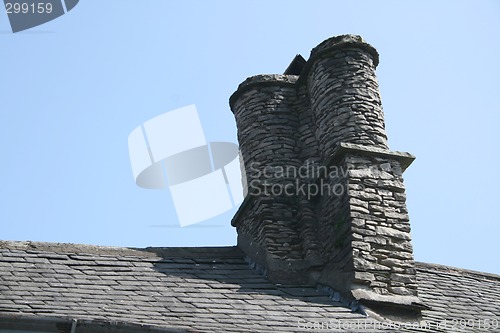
[0,241,499,332]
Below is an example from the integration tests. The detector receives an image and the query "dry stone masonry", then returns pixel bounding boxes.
[229,35,426,317]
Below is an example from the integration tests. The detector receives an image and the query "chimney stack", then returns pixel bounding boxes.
[230,35,426,318]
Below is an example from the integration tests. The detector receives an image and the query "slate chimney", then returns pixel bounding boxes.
[230,35,426,317]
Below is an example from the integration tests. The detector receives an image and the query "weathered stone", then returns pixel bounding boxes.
[380,258,414,268]
[350,205,370,214]
[350,190,381,201]
[389,287,414,296]
[380,163,392,172]
[384,211,410,221]
[391,251,414,260]
[349,169,376,179]
[349,197,369,209]
[364,236,387,245]
[352,227,376,236]
[393,192,406,201]
[377,189,393,197]
[230,34,419,309]
[391,273,417,284]
[352,241,371,251]
[378,180,406,192]
[376,226,411,240]
[354,258,390,271]
[354,271,375,281]
[351,218,365,227]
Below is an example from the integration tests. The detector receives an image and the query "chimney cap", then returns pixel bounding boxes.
[310,34,379,67]
[229,74,298,111]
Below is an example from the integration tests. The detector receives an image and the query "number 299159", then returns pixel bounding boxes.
[5,2,53,14]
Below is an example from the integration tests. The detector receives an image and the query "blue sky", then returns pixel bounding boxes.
[1,1,499,275]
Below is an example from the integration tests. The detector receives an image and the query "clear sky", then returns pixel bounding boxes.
[1,1,499,275]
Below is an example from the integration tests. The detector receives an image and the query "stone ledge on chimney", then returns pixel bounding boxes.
[326,142,415,171]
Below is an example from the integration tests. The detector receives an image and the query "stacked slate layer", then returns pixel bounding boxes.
[2,242,499,332]
[229,34,423,313]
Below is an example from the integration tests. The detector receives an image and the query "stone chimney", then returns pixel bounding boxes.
[229,35,426,318]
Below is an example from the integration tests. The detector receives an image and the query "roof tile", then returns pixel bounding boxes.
[0,241,498,332]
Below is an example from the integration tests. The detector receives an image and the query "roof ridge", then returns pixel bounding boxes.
[415,261,500,281]
[0,240,241,259]
[2,241,498,280]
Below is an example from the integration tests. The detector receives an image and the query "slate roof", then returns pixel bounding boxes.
[0,241,499,333]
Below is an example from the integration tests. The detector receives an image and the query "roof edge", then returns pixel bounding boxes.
[0,240,241,259]
[1,240,497,279]
[416,261,500,281]
[0,313,188,333]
